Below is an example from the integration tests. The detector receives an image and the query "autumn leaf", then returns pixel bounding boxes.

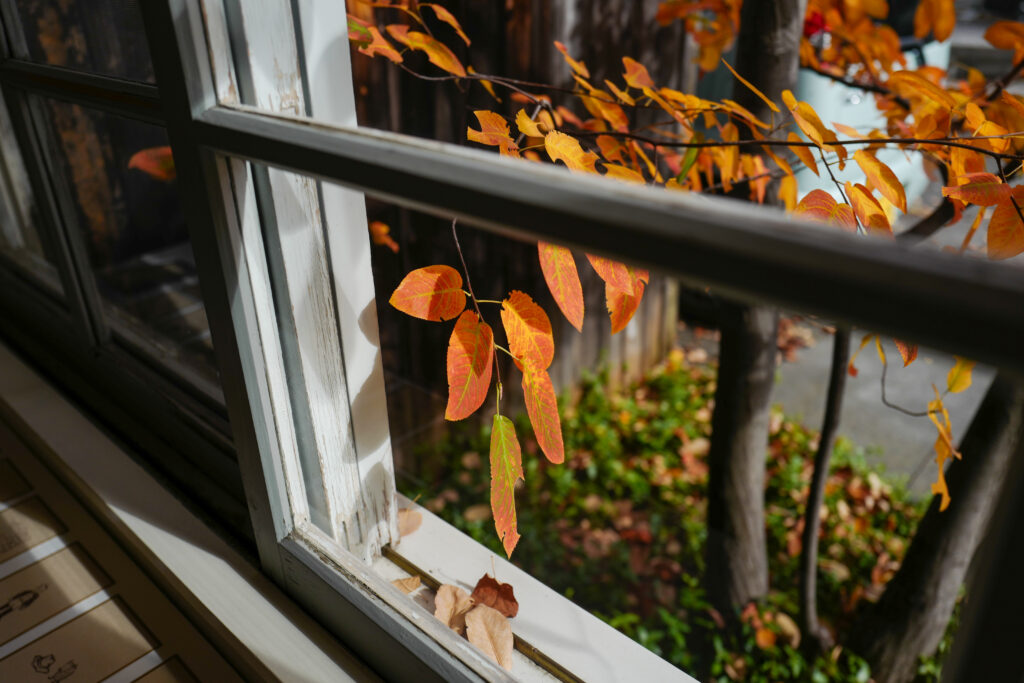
[522,364,564,464]
[987,186,1024,259]
[467,110,519,157]
[941,173,1010,206]
[471,574,519,618]
[544,131,599,173]
[445,311,494,421]
[947,356,976,394]
[605,79,636,106]
[846,182,891,235]
[356,25,403,64]
[986,20,1024,58]
[397,508,422,537]
[603,164,646,183]
[607,271,646,334]
[721,58,779,114]
[927,386,960,511]
[515,109,543,138]
[501,291,555,371]
[347,15,372,46]
[370,221,399,253]
[538,242,584,332]
[420,3,470,45]
[894,339,918,367]
[853,150,907,213]
[386,25,466,77]
[794,189,857,231]
[392,576,422,594]
[622,56,654,89]
[781,90,838,150]
[465,604,514,670]
[390,265,466,321]
[779,175,798,211]
[847,332,876,377]
[435,584,475,634]
[586,254,633,293]
[490,414,523,557]
[554,40,589,78]
[128,146,176,182]
[755,628,777,650]
[788,133,819,176]
[887,70,956,109]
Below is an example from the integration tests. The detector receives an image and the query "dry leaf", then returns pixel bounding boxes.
[465,604,514,670]
[434,584,474,634]
[398,508,422,537]
[391,576,422,594]
[470,574,519,618]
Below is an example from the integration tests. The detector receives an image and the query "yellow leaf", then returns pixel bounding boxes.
[853,150,907,213]
[386,26,466,77]
[544,131,600,173]
[946,356,976,393]
[722,58,780,113]
[515,109,543,138]
[467,110,519,157]
[788,133,819,176]
[554,40,589,78]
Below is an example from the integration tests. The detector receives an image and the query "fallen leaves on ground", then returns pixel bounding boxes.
[434,584,475,634]
[397,508,422,537]
[470,574,519,618]
[465,604,515,670]
[391,576,422,594]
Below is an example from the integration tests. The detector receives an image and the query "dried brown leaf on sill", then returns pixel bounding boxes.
[391,576,422,594]
[465,604,514,670]
[434,584,474,634]
[470,574,518,618]
[398,508,422,537]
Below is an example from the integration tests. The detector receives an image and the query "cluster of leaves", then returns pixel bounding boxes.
[403,350,954,680]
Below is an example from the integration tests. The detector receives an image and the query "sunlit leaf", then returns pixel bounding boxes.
[887,70,956,108]
[467,110,519,157]
[554,40,589,78]
[779,174,798,211]
[984,20,1024,53]
[846,182,892,234]
[522,364,564,464]
[854,150,907,212]
[722,58,780,114]
[445,311,494,421]
[894,339,918,367]
[587,254,633,293]
[420,3,470,45]
[435,584,474,634]
[941,173,1009,206]
[356,25,404,63]
[607,271,646,334]
[465,605,514,670]
[788,133,819,176]
[515,109,544,138]
[386,25,466,77]
[128,146,176,182]
[544,131,599,173]
[501,290,554,370]
[489,414,523,557]
[946,356,976,394]
[988,186,1024,259]
[622,56,655,89]
[603,164,646,183]
[538,242,584,332]
[471,574,519,618]
[605,79,636,106]
[794,189,857,231]
[782,90,838,150]
[390,265,465,321]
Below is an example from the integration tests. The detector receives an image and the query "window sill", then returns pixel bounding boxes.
[0,340,378,683]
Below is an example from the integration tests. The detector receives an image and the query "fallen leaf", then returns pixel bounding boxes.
[397,508,422,537]
[471,574,519,618]
[465,604,514,670]
[434,584,475,634]
[391,576,422,594]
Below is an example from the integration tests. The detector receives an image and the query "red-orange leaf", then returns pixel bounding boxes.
[622,57,654,89]
[370,221,399,253]
[894,339,918,367]
[489,414,523,558]
[795,190,857,231]
[522,364,564,464]
[356,25,403,64]
[607,274,645,335]
[586,254,633,293]
[390,265,465,321]
[988,186,1024,259]
[445,311,494,421]
[854,150,907,213]
[386,26,466,77]
[128,146,176,182]
[421,3,470,45]
[941,173,1010,206]
[538,242,584,332]
[544,131,599,173]
[501,291,554,370]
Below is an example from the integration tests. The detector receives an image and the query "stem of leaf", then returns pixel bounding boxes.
[452,219,503,407]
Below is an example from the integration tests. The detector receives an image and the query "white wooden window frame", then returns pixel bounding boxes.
[4,0,1021,680]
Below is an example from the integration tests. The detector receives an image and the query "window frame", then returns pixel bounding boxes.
[1,1,1024,681]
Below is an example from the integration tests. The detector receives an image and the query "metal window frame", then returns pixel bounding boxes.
[1,0,1023,680]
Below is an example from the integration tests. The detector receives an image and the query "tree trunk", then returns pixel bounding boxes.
[849,373,1024,683]
[703,0,806,614]
[798,328,851,651]
[705,303,777,611]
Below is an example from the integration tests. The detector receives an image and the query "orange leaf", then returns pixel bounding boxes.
[887,70,956,109]
[846,182,891,234]
[538,242,584,332]
[445,311,494,421]
[894,339,918,367]
[587,254,633,293]
[501,290,554,370]
[489,414,523,558]
[128,146,176,182]
[467,110,519,157]
[605,79,636,106]
[554,40,589,78]
[854,150,907,212]
[544,131,599,173]
[580,92,629,133]
[985,20,1024,52]
[369,221,400,253]
[788,133,819,176]
[755,628,777,650]
[603,164,646,183]
[607,274,645,334]
[941,173,1009,206]
[522,364,564,464]
[515,109,544,138]
[779,175,798,211]
[988,186,1024,259]
[386,26,466,77]
[622,57,655,89]
[782,90,838,150]
[721,58,780,114]
[420,3,470,45]
[390,265,465,321]
[356,25,404,64]
[794,189,857,231]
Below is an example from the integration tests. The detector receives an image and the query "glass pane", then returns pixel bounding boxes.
[14,0,155,82]
[0,92,61,292]
[43,99,218,389]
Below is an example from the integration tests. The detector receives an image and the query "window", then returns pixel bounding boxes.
[2,1,1023,681]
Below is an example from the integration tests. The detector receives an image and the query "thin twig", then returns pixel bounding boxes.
[880,359,931,417]
[987,55,1024,103]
